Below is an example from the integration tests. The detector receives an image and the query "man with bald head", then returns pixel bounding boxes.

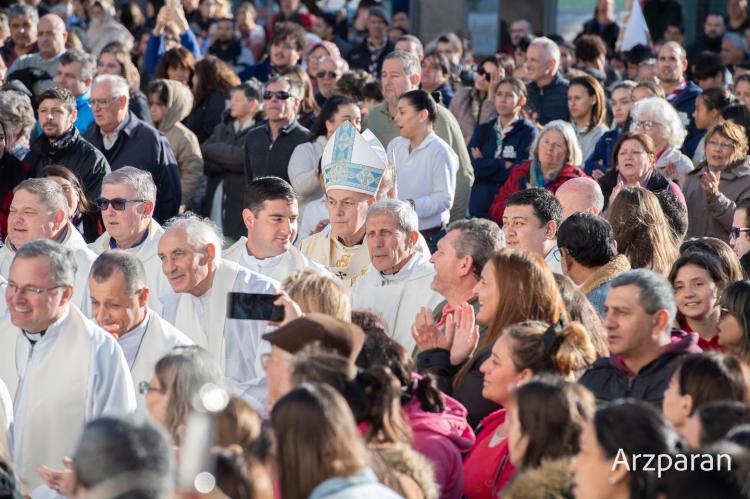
[656,41,702,158]
[8,13,67,96]
[555,177,604,220]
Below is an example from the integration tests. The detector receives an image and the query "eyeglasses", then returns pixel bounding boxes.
[634,120,663,131]
[707,139,736,152]
[316,71,339,79]
[1,282,64,296]
[730,227,750,240]
[263,91,292,101]
[94,197,146,211]
[90,97,119,107]
[138,381,167,395]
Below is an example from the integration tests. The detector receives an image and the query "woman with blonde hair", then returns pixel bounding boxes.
[608,186,681,276]
[683,120,750,241]
[283,269,351,321]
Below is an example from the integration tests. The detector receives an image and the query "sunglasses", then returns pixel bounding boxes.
[477,66,492,82]
[94,197,146,211]
[263,91,292,100]
[316,71,339,79]
[730,227,750,240]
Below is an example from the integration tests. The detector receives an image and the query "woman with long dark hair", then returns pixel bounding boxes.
[183,55,240,143]
[42,164,102,243]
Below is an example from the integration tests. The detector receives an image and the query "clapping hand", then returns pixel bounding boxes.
[411,307,450,351]
[444,303,480,366]
[700,170,720,196]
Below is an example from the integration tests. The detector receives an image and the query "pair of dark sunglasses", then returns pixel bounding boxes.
[477,66,492,82]
[730,227,750,240]
[94,197,146,211]
[263,91,292,100]
[316,71,339,79]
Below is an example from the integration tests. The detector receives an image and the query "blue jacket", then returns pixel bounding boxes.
[239,58,274,83]
[75,90,94,134]
[584,127,621,175]
[668,80,702,158]
[309,468,403,499]
[84,111,182,222]
[526,72,570,125]
[468,117,538,219]
[145,30,201,78]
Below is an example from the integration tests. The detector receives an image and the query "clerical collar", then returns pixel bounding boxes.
[109,227,150,250]
[335,232,365,248]
[244,243,286,265]
[22,329,46,346]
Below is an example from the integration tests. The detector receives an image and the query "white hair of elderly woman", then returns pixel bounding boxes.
[529,119,583,167]
[630,96,686,148]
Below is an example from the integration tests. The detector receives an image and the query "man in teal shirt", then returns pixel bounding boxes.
[54,48,95,133]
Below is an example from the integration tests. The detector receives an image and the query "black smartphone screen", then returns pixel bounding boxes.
[226,292,285,321]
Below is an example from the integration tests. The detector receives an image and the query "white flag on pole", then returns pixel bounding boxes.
[620,0,650,51]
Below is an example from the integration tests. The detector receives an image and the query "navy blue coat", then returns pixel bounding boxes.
[526,72,570,125]
[669,81,703,158]
[84,111,182,223]
[467,117,538,219]
[239,58,274,83]
[584,127,621,175]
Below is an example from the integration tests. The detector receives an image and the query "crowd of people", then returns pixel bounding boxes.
[2,0,750,497]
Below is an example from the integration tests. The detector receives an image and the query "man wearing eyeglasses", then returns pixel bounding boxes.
[0,239,136,494]
[0,178,97,314]
[26,87,110,203]
[243,75,311,183]
[88,251,192,414]
[89,167,171,310]
[83,74,181,223]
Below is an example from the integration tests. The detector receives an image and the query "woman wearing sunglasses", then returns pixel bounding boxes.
[718,280,750,362]
[314,55,348,107]
[683,121,750,242]
[450,53,513,143]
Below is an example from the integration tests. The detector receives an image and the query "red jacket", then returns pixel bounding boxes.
[488,160,587,224]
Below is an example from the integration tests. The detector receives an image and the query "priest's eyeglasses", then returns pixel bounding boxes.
[94,197,146,211]
[1,282,64,296]
[138,381,167,395]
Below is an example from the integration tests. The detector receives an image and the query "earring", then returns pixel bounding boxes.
[608,476,617,485]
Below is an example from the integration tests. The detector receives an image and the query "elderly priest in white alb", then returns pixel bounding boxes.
[158,215,279,408]
[89,250,193,414]
[0,179,96,314]
[224,177,328,283]
[88,167,171,310]
[0,240,136,494]
[352,199,443,351]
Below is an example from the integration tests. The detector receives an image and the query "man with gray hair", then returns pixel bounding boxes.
[722,31,749,67]
[579,269,701,405]
[0,239,135,493]
[89,251,192,414]
[555,177,605,219]
[362,50,474,222]
[352,199,443,350]
[8,13,67,96]
[1,4,38,66]
[158,214,280,408]
[413,219,503,385]
[243,75,311,182]
[54,48,96,132]
[525,36,570,124]
[84,74,181,222]
[0,178,97,313]
[89,167,169,310]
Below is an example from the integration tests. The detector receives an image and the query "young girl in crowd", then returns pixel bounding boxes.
[467,77,538,219]
[572,400,681,499]
[501,376,595,499]
[567,74,608,163]
[584,80,635,177]
[662,353,750,439]
[462,321,596,499]
[669,251,729,350]
[718,280,750,361]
